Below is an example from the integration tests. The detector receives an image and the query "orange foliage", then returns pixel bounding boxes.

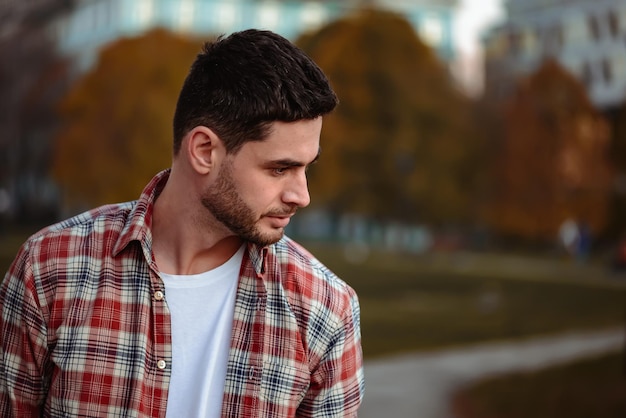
[53,28,203,209]
[298,8,483,224]
[488,60,612,240]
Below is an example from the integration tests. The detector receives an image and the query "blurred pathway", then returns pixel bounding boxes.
[359,327,624,418]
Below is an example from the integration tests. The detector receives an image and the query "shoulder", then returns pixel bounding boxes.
[265,238,362,367]
[33,202,134,240]
[17,202,137,266]
[2,202,137,307]
[267,236,358,313]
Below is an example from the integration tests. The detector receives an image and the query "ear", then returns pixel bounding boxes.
[185,126,224,175]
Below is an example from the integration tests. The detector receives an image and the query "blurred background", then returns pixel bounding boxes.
[1,0,625,417]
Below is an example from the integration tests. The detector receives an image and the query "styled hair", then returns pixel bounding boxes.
[172,29,338,155]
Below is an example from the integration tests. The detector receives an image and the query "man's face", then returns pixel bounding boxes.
[201,118,322,246]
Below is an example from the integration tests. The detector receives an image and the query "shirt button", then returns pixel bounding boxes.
[157,359,167,370]
[248,367,255,379]
[154,290,164,301]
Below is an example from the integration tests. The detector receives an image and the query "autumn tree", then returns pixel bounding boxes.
[487,59,612,241]
[53,29,202,210]
[297,8,484,226]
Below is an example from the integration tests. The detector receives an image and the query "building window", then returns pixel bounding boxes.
[524,28,537,54]
[508,30,522,55]
[542,24,564,55]
[554,24,564,49]
[587,14,601,41]
[608,9,620,38]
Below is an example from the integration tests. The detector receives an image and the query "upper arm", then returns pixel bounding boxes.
[297,288,364,417]
[0,243,49,416]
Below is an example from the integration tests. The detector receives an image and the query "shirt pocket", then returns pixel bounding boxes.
[259,361,310,407]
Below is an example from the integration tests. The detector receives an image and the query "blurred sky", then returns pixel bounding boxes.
[453,0,505,95]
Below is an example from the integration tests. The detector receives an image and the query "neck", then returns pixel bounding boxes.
[151,170,243,275]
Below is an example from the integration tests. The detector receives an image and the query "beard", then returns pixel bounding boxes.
[200,161,290,247]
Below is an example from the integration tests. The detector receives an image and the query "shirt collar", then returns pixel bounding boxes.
[113,169,270,274]
[113,169,170,258]
[246,242,268,276]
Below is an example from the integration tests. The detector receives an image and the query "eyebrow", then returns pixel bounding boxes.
[270,147,321,167]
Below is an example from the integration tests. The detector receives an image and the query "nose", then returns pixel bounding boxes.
[283,170,310,208]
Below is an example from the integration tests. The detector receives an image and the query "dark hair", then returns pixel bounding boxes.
[172,29,338,155]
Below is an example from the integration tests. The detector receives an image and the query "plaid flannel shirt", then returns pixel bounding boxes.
[0,170,364,417]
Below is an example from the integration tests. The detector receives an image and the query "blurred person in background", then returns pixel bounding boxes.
[0,29,363,418]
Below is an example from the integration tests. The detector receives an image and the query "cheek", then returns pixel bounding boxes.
[255,187,283,210]
[237,177,279,208]
[229,161,284,208]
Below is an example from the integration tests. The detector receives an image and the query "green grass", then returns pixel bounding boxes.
[305,243,626,418]
[304,243,626,358]
[452,350,626,418]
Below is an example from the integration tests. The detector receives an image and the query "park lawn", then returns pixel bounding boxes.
[306,243,626,418]
[304,243,626,358]
[451,350,626,418]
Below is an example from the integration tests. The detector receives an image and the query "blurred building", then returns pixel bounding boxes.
[51,0,459,72]
[483,0,626,110]
[0,0,78,224]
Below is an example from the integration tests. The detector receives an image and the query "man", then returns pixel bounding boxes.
[0,29,364,417]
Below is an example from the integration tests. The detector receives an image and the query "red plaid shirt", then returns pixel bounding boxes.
[0,170,364,417]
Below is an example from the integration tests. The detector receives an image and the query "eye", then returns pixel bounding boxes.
[273,167,288,176]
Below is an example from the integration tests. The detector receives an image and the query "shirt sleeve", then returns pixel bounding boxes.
[297,287,365,417]
[0,242,49,416]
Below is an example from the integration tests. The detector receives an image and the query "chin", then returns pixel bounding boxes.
[244,227,284,247]
[262,231,285,246]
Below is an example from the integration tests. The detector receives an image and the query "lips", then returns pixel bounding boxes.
[265,213,294,228]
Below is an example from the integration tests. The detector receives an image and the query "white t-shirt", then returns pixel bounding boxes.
[160,246,244,418]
